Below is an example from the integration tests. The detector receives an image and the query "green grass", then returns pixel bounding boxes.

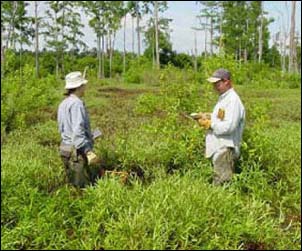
[237,87,301,125]
[1,77,301,250]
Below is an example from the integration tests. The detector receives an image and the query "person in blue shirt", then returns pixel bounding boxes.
[58,71,101,188]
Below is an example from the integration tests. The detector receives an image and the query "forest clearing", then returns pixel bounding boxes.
[1,1,301,250]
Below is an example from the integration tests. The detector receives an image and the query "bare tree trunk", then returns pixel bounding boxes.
[19,42,23,84]
[289,1,297,73]
[258,1,263,63]
[112,32,116,54]
[205,17,208,58]
[11,1,18,50]
[279,28,285,72]
[282,32,286,73]
[1,19,5,79]
[97,35,101,79]
[194,31,197,72]
[6,15,12,49]
[137,15,141,56]
[154,1,160,69]
[110,32,116,79]
[109,32,115,79]
[54,10,59,79]
[101,35,105,78]
[61,5,65,77]
[244,19,248,63]
[6,1,18,50]
[281,15,287,74]
[210,16,213,56]
[219,14,223,54]
[6,25,10,50]
[280,23,285,73]
[109,32,112,78]
[244,48,247,63]
[253,38,257,62]
[1,1,16,79]
[152,29,155,68]
[132,16,135,53]
[106,34,109,56]
[123,15,126,75]
[35,1,39,78]
[56,54,59,79]
[297,33,301,73]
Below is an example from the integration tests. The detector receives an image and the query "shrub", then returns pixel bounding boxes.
[1,65,61,132]
[123,57,158,84]
[202,55,301,89]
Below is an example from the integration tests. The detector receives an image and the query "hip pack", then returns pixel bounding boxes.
[59,143,77,161]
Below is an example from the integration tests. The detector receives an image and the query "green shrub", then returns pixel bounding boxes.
[1,65,61,132]
[201,55,301,89]
[114,114,206,175]
[124,57,155,84]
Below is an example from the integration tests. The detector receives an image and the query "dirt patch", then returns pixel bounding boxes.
[282,213,302,229]
[153,109,167,118]
[243,241,267,250]
[38,139,59,147]
[97,87,147,98]
[66,228,75,238]
[286,214,301,223]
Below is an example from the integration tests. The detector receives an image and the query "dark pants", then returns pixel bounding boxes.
[60,149,100,188]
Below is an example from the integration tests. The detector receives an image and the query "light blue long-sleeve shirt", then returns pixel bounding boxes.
[205,88,245,158]
[57,94,93,153]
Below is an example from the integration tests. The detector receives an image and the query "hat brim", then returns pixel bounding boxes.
[65,80,88,89]
[207,77,221,83]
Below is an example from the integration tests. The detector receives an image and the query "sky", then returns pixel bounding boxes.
[25,1,301,54]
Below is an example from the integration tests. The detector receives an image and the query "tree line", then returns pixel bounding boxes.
[1,1,300,80]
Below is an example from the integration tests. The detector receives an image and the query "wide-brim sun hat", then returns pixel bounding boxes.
[65,71,88,89]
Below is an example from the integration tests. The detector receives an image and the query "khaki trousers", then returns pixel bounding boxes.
[212,147,236,185]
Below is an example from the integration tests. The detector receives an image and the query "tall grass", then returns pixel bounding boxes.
[1,65,301,250]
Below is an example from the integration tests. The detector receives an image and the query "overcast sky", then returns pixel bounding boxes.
[26,1,301,54]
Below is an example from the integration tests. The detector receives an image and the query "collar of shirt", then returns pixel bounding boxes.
[70,94,79,100]
[70,94,85,105]
[218,88,233,101]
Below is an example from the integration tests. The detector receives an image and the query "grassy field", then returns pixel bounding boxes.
[1,77,301,250]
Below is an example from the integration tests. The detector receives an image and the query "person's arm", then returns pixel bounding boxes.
[70,102,92,153]
[211,99,241,136]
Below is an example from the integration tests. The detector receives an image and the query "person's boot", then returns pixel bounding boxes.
[98,167,106,178]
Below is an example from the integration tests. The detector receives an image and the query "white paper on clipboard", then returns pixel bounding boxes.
[92,128,102,140]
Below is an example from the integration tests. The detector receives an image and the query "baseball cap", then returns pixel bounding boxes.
[207,69,231,83]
